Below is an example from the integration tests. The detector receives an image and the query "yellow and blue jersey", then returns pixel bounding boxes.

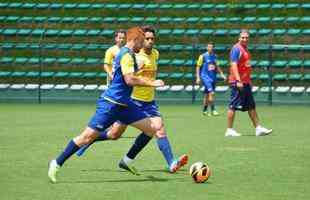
[104,45,121,71]
[131,48,159,102]
[197,52,218,82]
[102,47,138,106]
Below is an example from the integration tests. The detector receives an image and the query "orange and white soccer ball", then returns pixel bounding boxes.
[189,162,211,183]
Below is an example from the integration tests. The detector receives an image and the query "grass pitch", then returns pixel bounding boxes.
[0,103,309,200]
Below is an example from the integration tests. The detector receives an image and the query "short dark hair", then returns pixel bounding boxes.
[141,25,156,36]
[207,42,214,46]
[114,29,126,38]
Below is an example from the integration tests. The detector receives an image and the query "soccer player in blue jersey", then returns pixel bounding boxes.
[196,42,226,116]
[75,26,188,174]
[48,27,165,183]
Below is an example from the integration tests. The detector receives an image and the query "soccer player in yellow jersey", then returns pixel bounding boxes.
[76,26,188,174]
[103,30,126,85]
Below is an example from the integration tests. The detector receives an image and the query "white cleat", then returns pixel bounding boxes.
[256,126,273,136]
[225,128,241,137]
[48,160,60,183]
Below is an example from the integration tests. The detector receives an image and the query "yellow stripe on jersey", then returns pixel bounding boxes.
[196,54,203,68]
[120,53,135,75]
[132,48,159,102]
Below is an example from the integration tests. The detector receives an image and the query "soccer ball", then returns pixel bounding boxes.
[189,162,211,183]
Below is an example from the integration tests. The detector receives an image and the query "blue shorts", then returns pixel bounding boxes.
[131,99,161,118]
[201,76,215,94]
[88,98,148,131]
[229,84,256,112]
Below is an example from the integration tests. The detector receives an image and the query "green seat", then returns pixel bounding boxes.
[251,73,258,80]
[186,17,200,23]
[145,17,157,23]
[304,74,310,81]
[301,17,310,23]
[58,43,71,50]
[3,29,17,36]
[77,3,91,9]
[131,17,144,23]
[97,72,107,78]
[73,29,87,36]
[286,3,299,9]
[20,17,33,23]
[288,73,302,81]
[26,71,39,77]
[218,60,228,66]
[250,60,258,68]
[41,72,55,78]
[272,29,286,35]
[0,3,8,8]
[302,29,310,35]
[229,17,241,23]
[32,29,45,36]
[87,29,100,36]
[214,44,227,52]
[201,17,214,23]
[86,58,100,65]
[287,28,301,36]
[158,59,170,66]
[215,4,227,9]
[271,3,285,9]
[145,4,159,10]
[229,29,240,36]
[157,73,169,79]
[89,17,102,23]
[303,60,310,68]
[83,72,97,78]
[185,29,199,36]
[0,57,14,64]
[54,72,69,78]
[68,72,83,78]
[170,73,183,79]
[286,17,299,23]
[43,58,56,64]
[184,73,194,79]
[16,43,29,49]
[62,17,74,23]
[36,3,50,9]
[34,17,47,23]
[187,4,200,9]
[100,29,114,37]
[45,29,59,36]
[44,44,57,50]
[28,57,40,64]
[173,18,185,23]
[158,29,171,36]
[22,3,35,9]
[257,4,271,9]
[200,29,213,35]
[272,60,287,69]
[273,73,287,81]
[289,60,302,69]
[57,58,71,64]
[59,29,73,37]
[159,4,173,9]
[64,3,77,9]
[8,3,22,8]
[6,16,19,23]
[258,29,271,35]
[173,4,187,9]
[71,44,85,50]
[104,4,118,9]
[1,43,13,49]
[171,59,185,66]
[258,73,269,81]
[272,17,285,23]
[214,17,227,23]
[11,71,26,77]
[258,60,270,68]
[50,3,62,9]
[156,45,170,51]
[15,57,28,64]
[257,17,271,23]
[48,17,61,23]
[288,45,301,51]
[71,58,85,65]
[301,3,310,9]
[118,4,131,9]
[75,17,88,23]
[171,45,184,51]
[0,71,11,77]
[117,17,130,23]
[214,29,227,36]
[86,44,100,50]
[243,17,256,23]
[243,4,256,9]
[132,4,145,9]
[257,44,269,51]
[201,4,214,9]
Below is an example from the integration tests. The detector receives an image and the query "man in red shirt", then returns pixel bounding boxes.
[225,30,272,137]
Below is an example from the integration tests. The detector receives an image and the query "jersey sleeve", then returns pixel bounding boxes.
[230,47,241,63]
[120,53,135,75]
[155,49,159,61]
[104,48,114,65]
[196,55,203,68]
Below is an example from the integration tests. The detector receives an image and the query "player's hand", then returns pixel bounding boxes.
[236,81,243,89]
[196,78,201,85]
[152,79,165,87]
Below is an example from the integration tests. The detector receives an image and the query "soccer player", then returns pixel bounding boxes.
[103,30,126,85]
[225,30,273,137]
[75,26,188,174]
[48,26,165,183]
[196,42,226,116]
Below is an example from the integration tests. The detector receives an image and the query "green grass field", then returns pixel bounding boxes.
[0,103,309,200]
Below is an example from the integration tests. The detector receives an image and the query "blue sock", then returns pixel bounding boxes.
[157,136,174,166]
[95,130,109,141]
[56,140,80,166]
[126,132,152,159]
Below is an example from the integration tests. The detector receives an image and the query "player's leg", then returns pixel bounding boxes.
[76,122,127,156]
[48,127,99,183]
[225,85,241,136]
[202,94,208,115]
[151,116,188,173]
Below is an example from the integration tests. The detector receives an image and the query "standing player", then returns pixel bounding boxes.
[103,30,126,85]
[75,26,188,174]
[196,42,226,116]
[48,27,165,183]
[225,30,272,137]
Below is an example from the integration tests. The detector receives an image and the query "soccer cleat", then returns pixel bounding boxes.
[225,129,241,137]
[212,110,220,116]
[256,126,273,136]
[48,160,60,183]
[75,144,91,157]
[118,159,140,175]
[169,154,189,173]
[203,111,211,117]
